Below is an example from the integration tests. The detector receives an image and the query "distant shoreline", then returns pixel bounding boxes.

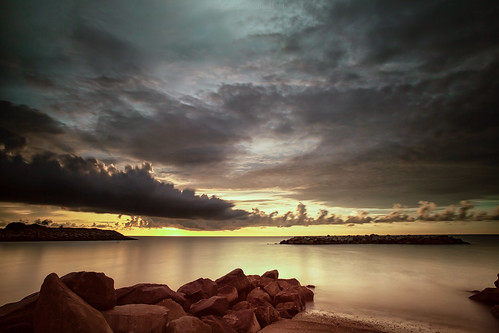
[0,222,136,241]
[280,234,470,245]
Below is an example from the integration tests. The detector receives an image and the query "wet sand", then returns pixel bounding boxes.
[260,310,473,333]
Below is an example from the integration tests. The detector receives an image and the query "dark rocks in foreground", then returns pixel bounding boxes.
[0,222,135,241]
[280,234,470,245]
[0,268,313,332]
[469,273,499,320]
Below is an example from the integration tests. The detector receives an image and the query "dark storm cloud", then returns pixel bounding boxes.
[0,151,245,220]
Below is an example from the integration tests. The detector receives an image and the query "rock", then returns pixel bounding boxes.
[247,298,280,328]
[202,315,237,333]
[262,270,279,280]
[231,301,252,311]
[156,298,187,321]
[296,286,314,303]
[247,287,272,305]
[166,315,212,333]
[469,288,499,304]
[263,281,281,299]
[491,305,499,318]
[61,271,116,310]
[275,302,300,319]
[216,268,251,299]
[277,278,301,291]
[101,304,168,333]
[178,278,218,304]
[190,296,230,317]
[33,273,112,333]
[223,309,261,333]
[116,283,187,309]
[246,275,261,289]
[274,290,303,309]
[494,274,499,288]
[218,285,238,304]
[0,292,38,333]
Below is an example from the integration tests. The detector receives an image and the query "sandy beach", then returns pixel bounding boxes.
[261,310,474,333]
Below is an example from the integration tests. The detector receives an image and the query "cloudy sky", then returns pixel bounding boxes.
[1,0,498,235]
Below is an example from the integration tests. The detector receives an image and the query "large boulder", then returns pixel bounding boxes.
[156,298,187,321]
[116,283,187,309]
[494,274,499,288]
[247,298,280,329]
[263,281,281,299]
[216,269,251,299]
[166,315,212,333]
[262,270,279,280]
[231,301,252,311]
[246,287,271,305]
[246,275,261,290]
[469,288,499,304]
[223,309,261,333]
[178,278,218,304]
[218,285,238,305]
[201,315,238,333]
[61,271,116,310]
[190,296,229,317]
[277,278,301,291]
[275,302,299,319]
[273,290,303,309]
[101,304,168,333]
[0,292,39,333]
[33,273,112,333]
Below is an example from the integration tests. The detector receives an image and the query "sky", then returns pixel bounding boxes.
[1,0,498,236]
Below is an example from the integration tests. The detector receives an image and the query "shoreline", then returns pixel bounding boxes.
[280,234,470,245]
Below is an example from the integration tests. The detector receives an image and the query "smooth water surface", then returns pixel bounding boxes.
[1,235,498,332]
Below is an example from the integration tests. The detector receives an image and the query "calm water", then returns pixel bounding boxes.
[1,235,498,332]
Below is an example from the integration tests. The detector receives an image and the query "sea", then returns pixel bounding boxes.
[1,235,498,332]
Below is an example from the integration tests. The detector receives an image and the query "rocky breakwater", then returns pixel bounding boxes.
[0,222,135,241]
[469,273,499,319]
[280,234,470,245]
[0,268,314,333]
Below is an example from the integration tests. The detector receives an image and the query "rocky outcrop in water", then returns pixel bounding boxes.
[0,222,135,241]
[469,273,499,319]
[280,234,469,245]
[0,268,313,332]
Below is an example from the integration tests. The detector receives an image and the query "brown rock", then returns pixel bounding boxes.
[156,298,187,321]
[223,309,261,333]
[33,273,112,333]
[246,275,261,289]
[190,296,230,317]
[263,281,281,299]
[116,283,187,309]
[202,315,237,333]
[494,274,499,288]
[469,288,499,304]
[273,290,303,309]
[178,278,218,304]
[491,305,499,318]
[218,285,238,304]
[0,292,38,333]
[277,278,301,291]
[247,298,280,328]
[231,301,252,311]
[166,315,212,333]
[216,269,251,299]
[101,304,168,333]
[275,302,299,319]
[61,271,116,310]
[247,287,272,305]
[262,270,279,280]
[295,286,314,303]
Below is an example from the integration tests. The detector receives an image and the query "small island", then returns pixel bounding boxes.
[280,234,470,245]
[0,222,135,242]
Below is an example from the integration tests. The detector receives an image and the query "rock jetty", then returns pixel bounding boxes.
[280,234,470,245]
[0,268,313,332]
[469,273,499,319]
[0,222,135,241]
